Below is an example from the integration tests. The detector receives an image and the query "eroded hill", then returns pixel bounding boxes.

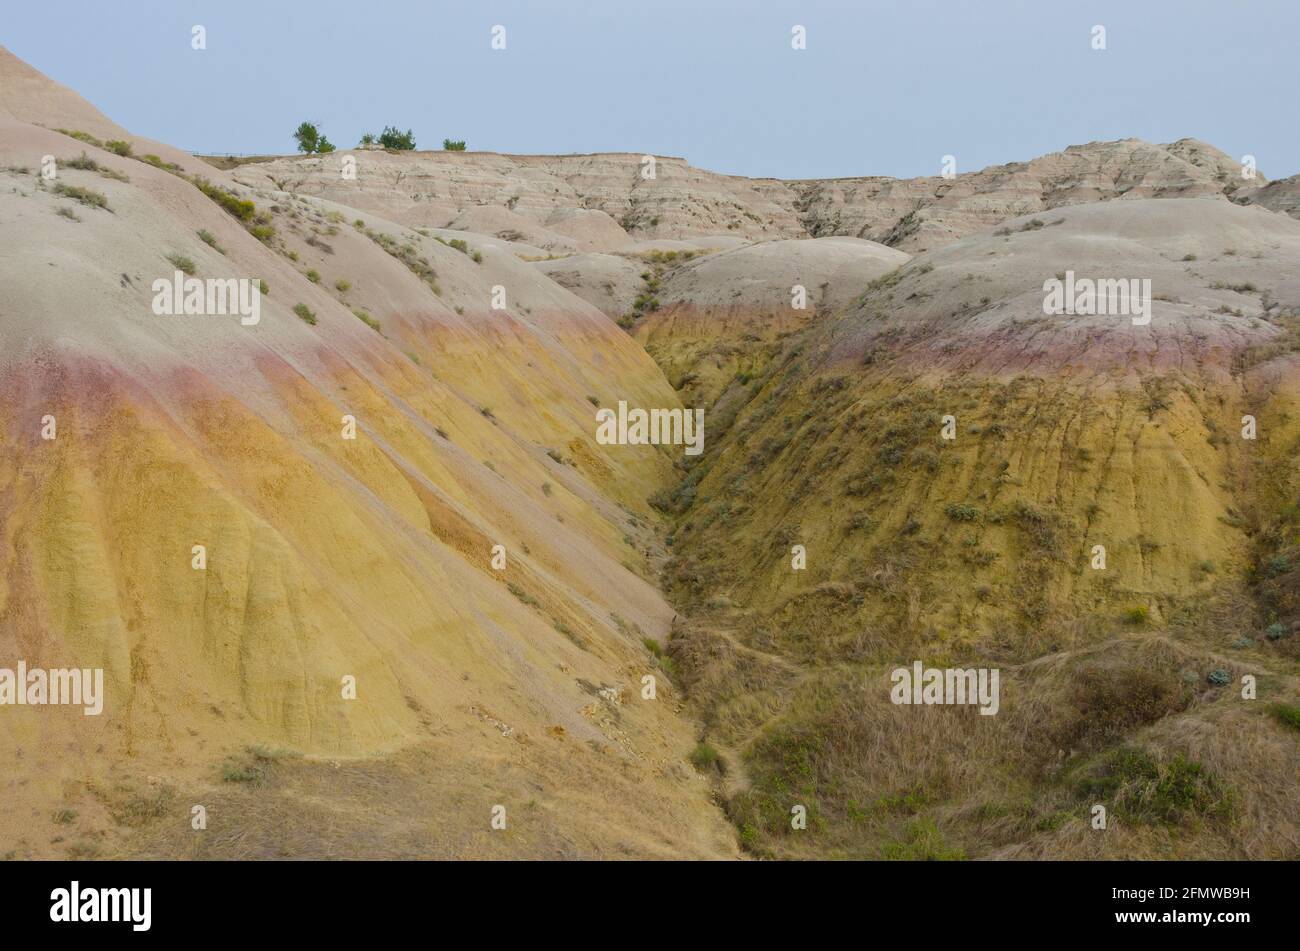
[651,198,1300,859]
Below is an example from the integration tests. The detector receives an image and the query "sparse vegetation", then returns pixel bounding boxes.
[352,308,380,332]
[165,253,196,275]
[51,182,109,210]
[197,228,224,253]
[292,121,335,154]
[378,126,416,150]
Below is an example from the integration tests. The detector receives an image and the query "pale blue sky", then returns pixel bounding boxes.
[5,0,1296,180]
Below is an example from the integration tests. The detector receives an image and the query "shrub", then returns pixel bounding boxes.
[56,206,81,222]
[1263,556,1291,578]
[306,269,321,283]
[192,177,255,220]
[352,308,380,332]
[165,253,196,275]
[1123,606,1149,625]
[104,139,133,157]
[378,126,416,150]
[689,742,722,773]
[64,152,99,171]
[945,503,981,522]
[1269,703,1300,731]
[292,121,335,154]
[140,153,180,171]
[879,818,966,861]
[442,139,467,151]
[506,582,539,608]
[56,129,103,147]
[51,182,109,210]
[334,278,351,293]
[292,303,317,325]
[1076,747,1232,824]
[196,229,224,253]
[221,759,266,784]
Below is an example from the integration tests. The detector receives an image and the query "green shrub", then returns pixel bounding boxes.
[879,818,966,861]
[56,129,103,147]
[352,308,380,332]
[51,182,109,210]
[165,253,196,275]
[293,303,317,325]
[306,269,321,283]
[197,228,224,253]
[292,121,335,154]
[945,503,981,522]
[1076,747,1233,824]
[192,177,255,221]
[1269,703,1300,731]
[378,126,416,150]
[443,139,467,151]
[1123,606,1149,625]
[64,152,99,171]
[689,742,722,773]
[506,582,540,609]
[104,139,133,157]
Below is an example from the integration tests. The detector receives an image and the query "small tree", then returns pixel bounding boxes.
[293,121,335,154]
[443,139,467,151]
[378,126,416,150]
[359,133,375,146]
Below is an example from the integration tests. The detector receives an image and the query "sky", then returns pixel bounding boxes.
[4,0,1297,180]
